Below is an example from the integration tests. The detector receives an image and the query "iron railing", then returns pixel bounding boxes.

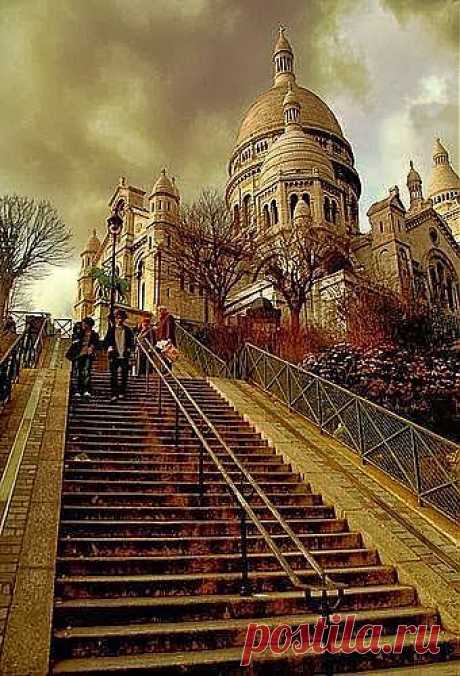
[137,336,345,612]
[0,315,49,407]
[231,343,459,522]
[0,334,24,407]
[51,318,73,338]
[176,323,231,378]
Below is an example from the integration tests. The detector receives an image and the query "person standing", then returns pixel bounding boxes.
[73,317,99,398]
[136,316,156,375]
[156,306,176,371]
[104,309,135,401]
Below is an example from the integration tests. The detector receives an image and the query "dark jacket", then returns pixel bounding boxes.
[67,328,99,361]
[103,325,135,359]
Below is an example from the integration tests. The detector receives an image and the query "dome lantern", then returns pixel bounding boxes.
[406,161,423,210]
[273,26,295,86]
[283,82,301,129]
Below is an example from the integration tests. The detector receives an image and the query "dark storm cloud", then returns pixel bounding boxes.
[0,0,372,252]
[0,0,457,267]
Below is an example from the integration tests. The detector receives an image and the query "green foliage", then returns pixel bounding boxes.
[90,267,129,301]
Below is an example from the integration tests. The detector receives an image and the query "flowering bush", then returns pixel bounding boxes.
[302,343,459,434]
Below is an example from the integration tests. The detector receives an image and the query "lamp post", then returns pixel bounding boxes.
[106,204,124,325]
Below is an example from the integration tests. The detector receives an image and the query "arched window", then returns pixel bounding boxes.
[324,197,331,222]
[331,201,339,224]
[289,194,298,219]
[136,259,145,310]
[270,200,278,225]
[302,193,310,205]
[263,204,270,228]
[233,204,240,225]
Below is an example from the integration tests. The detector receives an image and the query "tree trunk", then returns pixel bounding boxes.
[213,302,226,326]
[290,308,301,335]
[0,281,12,324]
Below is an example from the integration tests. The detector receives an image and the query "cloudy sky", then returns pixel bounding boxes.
[0,0,458,316]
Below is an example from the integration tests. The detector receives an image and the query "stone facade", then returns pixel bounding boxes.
[74,173,208,329]
[75,28,460,329]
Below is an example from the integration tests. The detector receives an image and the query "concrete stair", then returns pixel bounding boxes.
[50,373,458,674]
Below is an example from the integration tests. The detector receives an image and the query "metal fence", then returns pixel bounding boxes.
[51,318,73,338]
[232,343,459,522]
[176,323,231,378]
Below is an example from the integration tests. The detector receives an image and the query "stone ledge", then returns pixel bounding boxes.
[0,339,71,676]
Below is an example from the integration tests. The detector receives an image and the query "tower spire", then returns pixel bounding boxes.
[406,160,423,211]
[273,26,295,86]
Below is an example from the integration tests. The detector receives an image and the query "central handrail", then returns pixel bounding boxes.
[137,336,345,599]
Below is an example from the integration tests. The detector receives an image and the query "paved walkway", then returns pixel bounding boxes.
[0,337,71,675]
[210,378,460,637]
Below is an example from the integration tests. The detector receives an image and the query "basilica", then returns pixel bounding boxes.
[74,29,460,331]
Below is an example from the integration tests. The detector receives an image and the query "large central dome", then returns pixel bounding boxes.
[236,83,344,147]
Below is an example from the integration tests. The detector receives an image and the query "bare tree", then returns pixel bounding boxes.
[167,189,260,324]
[0,195,72,321]
[256,215,350,334]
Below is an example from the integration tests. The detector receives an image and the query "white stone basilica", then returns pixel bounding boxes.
[75,28,460,330]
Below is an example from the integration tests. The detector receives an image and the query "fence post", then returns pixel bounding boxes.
[317,381,323,434]
[411,428,423,506]
[287,366,292,408]
[356,400,366,460]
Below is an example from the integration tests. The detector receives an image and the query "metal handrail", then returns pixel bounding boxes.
[137,336,345,601]
[175,324,230,378]
[23,316,48,368]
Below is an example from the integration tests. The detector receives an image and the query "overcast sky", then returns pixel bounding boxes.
[0,0,458,316]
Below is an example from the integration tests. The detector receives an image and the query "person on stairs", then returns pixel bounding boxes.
[136,315,156,375]
[104,309,135,402]
[155,306,177,371]
[74,317,99,398]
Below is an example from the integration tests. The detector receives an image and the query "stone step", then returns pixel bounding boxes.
[61,488,320,506]
[60,469,298,483]
[58,517,350,538]
[51,632,459,675]
[58,531,364,556]
[56,548,378,576]
[60,503,335,520]
[53,606,438,659]
[53,584,417,627]
[60,478,308,494]
[55,565,398,599]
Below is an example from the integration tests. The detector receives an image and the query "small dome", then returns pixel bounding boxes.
[84,228,101,254]
[293,198,311,220]
[274,27,292,55]
[407,160,421,185]
[260,128,334,186]
[150,168,174,197]
[427,139,460,197]
[433,137,448,160]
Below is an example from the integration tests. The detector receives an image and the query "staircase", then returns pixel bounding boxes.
[50,370,457,674]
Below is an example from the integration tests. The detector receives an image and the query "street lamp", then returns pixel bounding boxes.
[106,202,124,325]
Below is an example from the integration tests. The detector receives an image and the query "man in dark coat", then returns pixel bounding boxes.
[104,309,135,401]
[72,317,99,398]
